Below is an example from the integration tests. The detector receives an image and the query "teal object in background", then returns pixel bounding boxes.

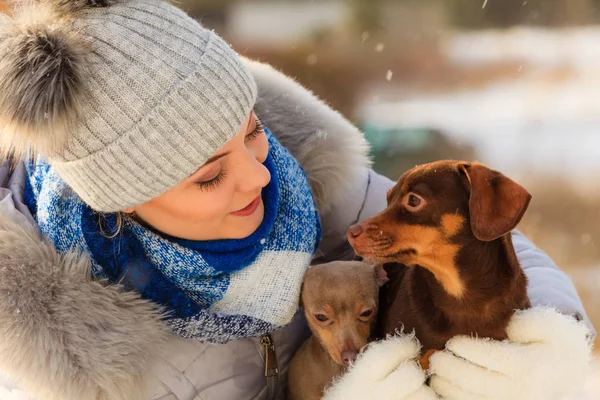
[362,123,436,154]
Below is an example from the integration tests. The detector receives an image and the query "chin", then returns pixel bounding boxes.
[230,201,265,239]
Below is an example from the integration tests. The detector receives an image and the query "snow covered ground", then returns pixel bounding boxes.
[359,27,600,186]
[444,27,600,72]
[360,77,600,185]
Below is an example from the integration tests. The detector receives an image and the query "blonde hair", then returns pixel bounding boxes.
[98,212,125,239]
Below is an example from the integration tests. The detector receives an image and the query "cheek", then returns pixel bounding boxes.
[152,185,235,223]
[316,329,341,360]
[182,188,235,221]
[253,134,269,162]
[357,323,371,345]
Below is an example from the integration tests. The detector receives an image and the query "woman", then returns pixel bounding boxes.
[0,0,593,399]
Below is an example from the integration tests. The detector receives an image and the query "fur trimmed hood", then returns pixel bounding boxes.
[0,58,371,400]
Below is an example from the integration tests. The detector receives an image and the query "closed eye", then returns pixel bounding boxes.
[246,118,265,141]
[196,168,227,192]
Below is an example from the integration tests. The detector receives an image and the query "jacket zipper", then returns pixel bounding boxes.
[261,334,280,400]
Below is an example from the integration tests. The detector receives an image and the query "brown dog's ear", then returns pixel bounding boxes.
[373,264,389,287]
[460,162,532,241]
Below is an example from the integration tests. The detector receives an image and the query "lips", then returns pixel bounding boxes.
[231,196,261,217]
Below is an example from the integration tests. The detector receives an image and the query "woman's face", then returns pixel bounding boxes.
[125,112,271,240]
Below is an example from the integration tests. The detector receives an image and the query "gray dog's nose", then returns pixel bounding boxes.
[348,224,363,238]
[341,349,358,366]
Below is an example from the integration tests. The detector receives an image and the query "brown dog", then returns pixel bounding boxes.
[287,261,388,400]
[347,161,531,369]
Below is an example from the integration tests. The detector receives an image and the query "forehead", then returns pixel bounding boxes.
[304,262,372,288]
[397,162,460,194]
[302,262,377,307]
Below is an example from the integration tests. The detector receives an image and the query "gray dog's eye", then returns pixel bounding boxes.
[315,314,329,322]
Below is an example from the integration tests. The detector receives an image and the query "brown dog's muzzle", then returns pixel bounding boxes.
[348,221,399,261]
[347,224,363,238]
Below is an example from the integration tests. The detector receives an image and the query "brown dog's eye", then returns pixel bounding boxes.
[315,314,329,322]
[360,309,374,318]
[403,192,426,211]
[408,194,421,207]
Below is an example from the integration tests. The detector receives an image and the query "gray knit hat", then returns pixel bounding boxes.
[0,0,257,212]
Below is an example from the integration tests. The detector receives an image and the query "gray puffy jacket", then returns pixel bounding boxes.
[0,59,594,400]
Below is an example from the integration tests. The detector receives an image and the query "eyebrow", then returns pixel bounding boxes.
[189,116,255,177]
[204,152,230,166]
[188,151,230,178]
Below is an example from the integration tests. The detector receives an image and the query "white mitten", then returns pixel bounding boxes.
[429,307,592,400]
[323,335,438,400]
[0,372,31,400]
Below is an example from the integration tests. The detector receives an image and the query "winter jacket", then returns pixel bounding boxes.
[0,59,594,400]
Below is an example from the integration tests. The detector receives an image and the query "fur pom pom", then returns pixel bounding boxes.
[0,10,89,157]
[52,0,115,15]
[9,0,114,17]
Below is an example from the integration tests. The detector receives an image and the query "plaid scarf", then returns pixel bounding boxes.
[24,129,320,343]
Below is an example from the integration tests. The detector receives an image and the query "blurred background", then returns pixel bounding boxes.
[180,0,600,353]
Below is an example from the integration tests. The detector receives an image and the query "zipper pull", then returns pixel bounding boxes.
[260,334,279,377]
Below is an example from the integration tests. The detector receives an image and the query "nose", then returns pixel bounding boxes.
[237,157,271,193]
[348,224,363,239]
[341,349,359,366]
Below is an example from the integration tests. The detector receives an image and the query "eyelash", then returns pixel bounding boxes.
[247,119,265,140]
[196,168,227,192]
[195,119,264,192]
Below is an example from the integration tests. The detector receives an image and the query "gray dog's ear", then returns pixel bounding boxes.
[298,278,306,308]
[372,264,389,287]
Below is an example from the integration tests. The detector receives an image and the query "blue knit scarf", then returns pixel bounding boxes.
[24,129,321,343]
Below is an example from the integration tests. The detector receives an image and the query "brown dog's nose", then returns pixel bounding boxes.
[341,349,358,366]
[348,224,363,238]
